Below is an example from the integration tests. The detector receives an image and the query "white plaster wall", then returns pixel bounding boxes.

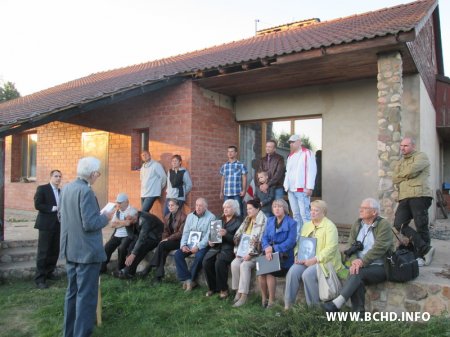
[236,79,379,225]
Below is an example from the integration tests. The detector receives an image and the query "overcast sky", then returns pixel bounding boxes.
[1,0,448,96]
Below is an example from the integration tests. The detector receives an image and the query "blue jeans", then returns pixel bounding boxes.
[274,187,285,201]
[141,196,159,213]
[224,195,243,217]
[174,247,209,282]
[63,261,101,337]
[287,191,311,235]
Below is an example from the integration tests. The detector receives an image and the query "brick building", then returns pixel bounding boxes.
[1,0,449,239]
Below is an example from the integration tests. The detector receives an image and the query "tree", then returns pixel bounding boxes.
[0,81,20,102]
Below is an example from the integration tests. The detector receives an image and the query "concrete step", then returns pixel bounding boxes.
[0,246,36,263]
[0,259,66,280]
[1,239,38,249]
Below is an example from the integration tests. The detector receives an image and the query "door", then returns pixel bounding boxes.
[82,131,109,208]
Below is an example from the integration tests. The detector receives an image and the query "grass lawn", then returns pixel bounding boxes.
[0,275,448,337]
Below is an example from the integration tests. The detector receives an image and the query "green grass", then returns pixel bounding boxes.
[0,276,448,337]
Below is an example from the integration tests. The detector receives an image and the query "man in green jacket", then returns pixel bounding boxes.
[392,137,434,266]
[322,198,393,314]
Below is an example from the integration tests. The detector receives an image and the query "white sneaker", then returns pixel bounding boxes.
[424,247,435,266]
[416,258,425,267]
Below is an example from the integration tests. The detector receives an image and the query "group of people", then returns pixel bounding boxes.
[31,135,436,337]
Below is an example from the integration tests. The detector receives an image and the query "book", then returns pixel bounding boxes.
[236,234,251,257]
[209,220,223,243]
[100,202,116,214]
[297,236,317,261]
[187,231,202,249]
[256,252,281,276]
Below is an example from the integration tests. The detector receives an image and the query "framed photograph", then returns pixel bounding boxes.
[236,234,251,257]
[209,220,223,243]
[256,252,281,276]
[187,231,202,249]
[297,236,317,261]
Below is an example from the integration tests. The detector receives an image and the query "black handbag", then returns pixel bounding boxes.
[385,230,419,283]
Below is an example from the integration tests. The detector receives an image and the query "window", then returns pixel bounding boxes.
[239,117,322,196]
[21,132,37,179]
[131,128,149,170]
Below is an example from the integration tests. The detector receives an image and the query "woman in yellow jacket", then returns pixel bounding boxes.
[284,200,345,309]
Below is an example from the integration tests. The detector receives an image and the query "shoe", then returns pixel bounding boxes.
[261,299,269,308]
[185,281,197,292]
[266,302,275,309]
[112,270,122,278]
[423,247,435,266]
[46,273,60,281]
[151,277,162,286]
[182,281,188,290]
[233,292,241,303]
[321,301,339,313]
[36,282,49,289]
[205,290,215,297]
[416,258,425,267]
[119,271,135,280]
[233,294,248,307]
[219,290,229,299]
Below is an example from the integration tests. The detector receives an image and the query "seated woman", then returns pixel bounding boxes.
[139,198,186,282]
[203,199,242,299]
[284,200,345,309]
[231,199,267,307]
[259,199,297,308]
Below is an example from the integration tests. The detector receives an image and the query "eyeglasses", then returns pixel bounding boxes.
[93,171,101,177]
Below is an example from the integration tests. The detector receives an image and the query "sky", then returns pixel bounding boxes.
[1,0,449,96]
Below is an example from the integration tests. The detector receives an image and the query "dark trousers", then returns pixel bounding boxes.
[141,197,159,213]
[102,236,134,271]
[35,229,60,284]
[340,264,386,312]
[174,247,209,282]
[124,239,159,275]
[202,251,232,292]
[394,197,432,256]
[149,239,180,278]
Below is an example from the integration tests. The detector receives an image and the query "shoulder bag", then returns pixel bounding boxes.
[317,262,342,301]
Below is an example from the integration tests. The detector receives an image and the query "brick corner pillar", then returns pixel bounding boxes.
[377,51,403,222]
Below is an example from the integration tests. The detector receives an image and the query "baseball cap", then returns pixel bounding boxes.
[116,193,129,203]
[288,134,301,142]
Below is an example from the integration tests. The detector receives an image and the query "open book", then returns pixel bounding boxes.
[100,202,116,215]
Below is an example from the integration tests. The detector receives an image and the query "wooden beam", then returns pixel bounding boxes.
[0,138,4,241]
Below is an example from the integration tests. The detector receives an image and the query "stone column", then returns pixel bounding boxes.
[377,52,403,221]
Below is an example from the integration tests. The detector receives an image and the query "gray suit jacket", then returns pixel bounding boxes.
[59,178,109,263]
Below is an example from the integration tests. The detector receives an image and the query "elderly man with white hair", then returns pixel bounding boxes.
[59,157,115,337]
[322,198,393,314]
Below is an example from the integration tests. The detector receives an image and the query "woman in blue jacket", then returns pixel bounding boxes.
[259,199,297,308]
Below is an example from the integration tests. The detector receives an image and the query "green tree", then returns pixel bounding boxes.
[0,81,20,102]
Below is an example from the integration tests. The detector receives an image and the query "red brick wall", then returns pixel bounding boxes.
[5,80,237,217]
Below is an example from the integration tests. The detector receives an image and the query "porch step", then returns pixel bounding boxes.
[0,246,37,263]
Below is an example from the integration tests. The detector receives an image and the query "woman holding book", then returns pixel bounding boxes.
[259,199,297,308]
[231,198,267,307]
[203,199,242,299]
[284,200,345,309]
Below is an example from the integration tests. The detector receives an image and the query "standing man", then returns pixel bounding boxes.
[59,157,114,337]
[34,169,62,289]
[258,139,285,200]
[220,146,248,216]
[140,150,167,213]
[283,134,317,234]
[393,137,435,266]
[175,198,215,291]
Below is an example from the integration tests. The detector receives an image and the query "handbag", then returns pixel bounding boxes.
[317,262,342,301]
[385,229,419,283]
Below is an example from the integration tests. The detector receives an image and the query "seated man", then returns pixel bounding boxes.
[101,193,136,273]
[322,198,393,314]
[175,198,215,291]
[115,208,164,278]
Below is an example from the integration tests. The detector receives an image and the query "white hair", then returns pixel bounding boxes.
[196,197,208,208]
[77,157,100,180]
[223,199,240,216]
[362,198,380,214]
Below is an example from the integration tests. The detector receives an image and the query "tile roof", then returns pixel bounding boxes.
[0,0,437,128]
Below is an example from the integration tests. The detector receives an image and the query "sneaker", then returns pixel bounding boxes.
[423,247,435,266]
[416,258,425,267]
[321,301,339,313]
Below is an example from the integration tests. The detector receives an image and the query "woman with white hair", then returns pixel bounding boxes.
[59,157,115,337]
[203,199,242,299]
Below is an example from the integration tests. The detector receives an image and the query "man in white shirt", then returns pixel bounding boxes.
[140,151,167,213]
[100,193,136,273]
[283,135,317,234]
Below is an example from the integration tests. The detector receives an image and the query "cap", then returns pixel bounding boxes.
[115,193,129,203]
[288,134,301,142]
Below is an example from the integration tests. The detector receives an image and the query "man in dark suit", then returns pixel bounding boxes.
[34,169,62,289]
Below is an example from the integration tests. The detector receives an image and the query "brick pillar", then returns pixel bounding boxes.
[377,52,403,221]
